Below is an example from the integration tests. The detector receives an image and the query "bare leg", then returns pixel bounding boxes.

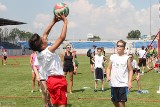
[113,102,119,107]
[2,58,3,65]
[32,72,36,91]
[64,72,67,78]
[101,80,104,91]
[95,80,98,90]
[137,79,141,91]
[69,71,73,93]
[3,59,6,65]
[40,81,48,106]
[90,64,94,73]
[119,102,125,107]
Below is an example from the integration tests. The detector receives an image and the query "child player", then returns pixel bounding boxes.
[92,47,105,92]
[129,54,141,93]
[29,14,68,107]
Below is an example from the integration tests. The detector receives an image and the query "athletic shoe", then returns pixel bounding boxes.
[48,104,52,107]
[102,89,105,93]
[141,71,144,75]
[137,90,142,94]
[31,90,34,93]
[94,89,97,92]
[39,89,42,92]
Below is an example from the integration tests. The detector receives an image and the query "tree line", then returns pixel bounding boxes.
[0,28,33,44]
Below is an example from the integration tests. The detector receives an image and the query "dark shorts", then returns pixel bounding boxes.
[3,56,7,60]
[63,66,74,72]
[138,58,146,67]
[133,69,140,74]
[90,59,94,65]
[146,53,151,58]
[94,68,104,80]
[111,87,128,102]
[104,73,106,78]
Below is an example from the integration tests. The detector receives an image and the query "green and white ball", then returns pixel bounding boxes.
[54,3,69,17]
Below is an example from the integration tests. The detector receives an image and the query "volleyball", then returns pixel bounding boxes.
[54,3,69,17]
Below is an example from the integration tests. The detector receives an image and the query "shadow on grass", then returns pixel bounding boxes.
[95,88,111,92]
[77,73,82,74]
[130,89,138,92]
[67,104,72,107]
[72,89,85,93]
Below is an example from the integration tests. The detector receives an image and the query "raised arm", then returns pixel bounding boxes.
[43,15,59,40]
[49,15,68,53]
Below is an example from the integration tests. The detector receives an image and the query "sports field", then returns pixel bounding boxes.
[0,55,160,107]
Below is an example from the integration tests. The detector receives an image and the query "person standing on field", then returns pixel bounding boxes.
[106,40,133,107]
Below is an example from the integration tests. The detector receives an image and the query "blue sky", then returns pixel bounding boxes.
[0,0,159,40]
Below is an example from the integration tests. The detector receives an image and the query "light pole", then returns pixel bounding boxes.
[149,0,152,38]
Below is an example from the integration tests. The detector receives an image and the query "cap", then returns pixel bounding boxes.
[93,45,97,48]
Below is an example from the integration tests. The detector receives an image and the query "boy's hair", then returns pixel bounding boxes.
[28,33,42,52]
[97,47,102,51]
[141,46,145,50]
[117,40,126,48]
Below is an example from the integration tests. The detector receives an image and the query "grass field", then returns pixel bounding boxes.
[0,55,160,107]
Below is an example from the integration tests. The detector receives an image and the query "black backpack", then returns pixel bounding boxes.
[87,49,91,57]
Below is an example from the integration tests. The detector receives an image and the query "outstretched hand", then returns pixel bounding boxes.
[54,13,67,23]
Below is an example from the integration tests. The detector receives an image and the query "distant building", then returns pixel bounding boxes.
[87,33,101,41]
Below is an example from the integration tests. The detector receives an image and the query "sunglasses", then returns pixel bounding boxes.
[67,47,71,49]
[117,45,124,47]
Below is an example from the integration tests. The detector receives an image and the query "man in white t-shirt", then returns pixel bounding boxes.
[138,46,147,75]
[29,14,68,107]
[129,54,141,93]
[106,40,133,107]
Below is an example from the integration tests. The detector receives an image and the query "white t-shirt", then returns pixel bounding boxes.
[110,54,129,87]
[94,55,104,69]
[138,50,146,58]
[35,46,64,80]
[2,52,7,56]
[34,56,47,80]
[131,59,140,70]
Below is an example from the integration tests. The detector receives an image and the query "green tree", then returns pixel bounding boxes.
[0,28,3,42]
[8,28,20,43]
[127,30,141,39]
[8,28,33,43]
